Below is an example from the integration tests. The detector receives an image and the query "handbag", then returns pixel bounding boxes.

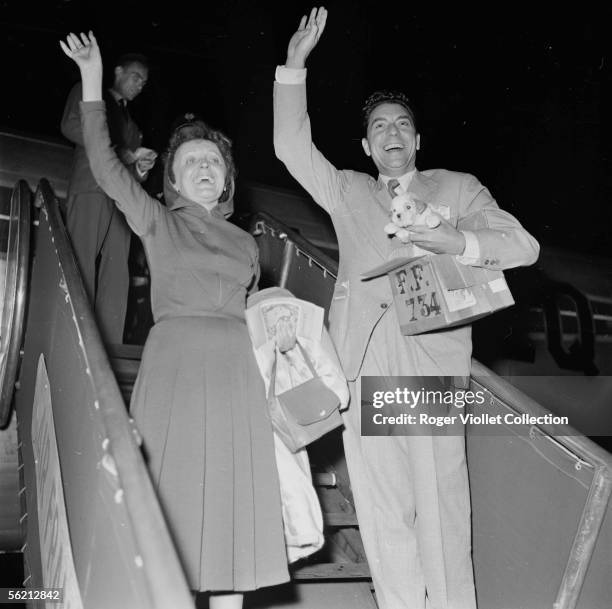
[269,341,343,453]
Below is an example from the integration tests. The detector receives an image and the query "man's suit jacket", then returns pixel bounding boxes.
[274,80,540,381]
[61,82,143,196]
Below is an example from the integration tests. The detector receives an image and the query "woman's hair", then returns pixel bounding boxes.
[165,116,236,203]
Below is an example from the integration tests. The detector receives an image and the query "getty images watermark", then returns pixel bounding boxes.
[360,376,571,436]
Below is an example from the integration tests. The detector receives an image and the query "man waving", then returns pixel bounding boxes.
[274,7,539,609]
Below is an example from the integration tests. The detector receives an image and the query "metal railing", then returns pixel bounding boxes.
[0,180,31,428]
[15,180,193,608]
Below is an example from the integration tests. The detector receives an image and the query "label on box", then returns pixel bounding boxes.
[392,259,443,323]
[488,277,508,293]
[443,287,477,312]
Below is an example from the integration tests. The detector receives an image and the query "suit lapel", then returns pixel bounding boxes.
[407,170,437,202]
[373,176,392,212]
[351,177,392,260]
[409,171,456,223]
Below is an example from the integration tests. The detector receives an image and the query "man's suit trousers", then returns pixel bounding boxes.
[66,191,131,345]
[342,307,477,609]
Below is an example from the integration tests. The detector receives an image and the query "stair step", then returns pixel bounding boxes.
[313,472,336,487]
[108,345,143,404]
[292,561,371,580]
[328,528,367,563]
[323,512,359,527]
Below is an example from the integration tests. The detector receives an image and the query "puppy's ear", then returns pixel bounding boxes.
[414,200,427,214]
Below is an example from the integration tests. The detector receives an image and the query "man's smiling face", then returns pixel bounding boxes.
[362,102,420,177]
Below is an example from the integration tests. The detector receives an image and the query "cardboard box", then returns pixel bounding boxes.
[362,254,514,335]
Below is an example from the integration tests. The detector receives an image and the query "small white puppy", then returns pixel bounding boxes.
[384,193,441,243]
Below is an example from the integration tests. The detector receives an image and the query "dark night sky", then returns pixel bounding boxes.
[2,1,611,257]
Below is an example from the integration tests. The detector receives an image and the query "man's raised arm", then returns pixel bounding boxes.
[273,7,349,214]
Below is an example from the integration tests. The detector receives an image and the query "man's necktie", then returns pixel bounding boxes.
[119,99,130,121]
[387,178,401,198]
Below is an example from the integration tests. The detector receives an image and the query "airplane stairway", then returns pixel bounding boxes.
[0,178,611,608]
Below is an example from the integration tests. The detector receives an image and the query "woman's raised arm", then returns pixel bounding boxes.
[59,32,103,102]
[59,31,159,235]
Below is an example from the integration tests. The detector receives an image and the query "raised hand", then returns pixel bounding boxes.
[135,155,157,175]
[286,7,328,69]
[59,31,101,71]
[59,31,103,101]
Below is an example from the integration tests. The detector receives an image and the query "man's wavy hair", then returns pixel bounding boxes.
[115,52,149,71]
[362,90,417,133]
[165,114,236,204]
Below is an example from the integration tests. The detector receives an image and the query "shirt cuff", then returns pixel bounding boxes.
[79,100,106,113]
[455,230,480,265]
[275,65,307,84]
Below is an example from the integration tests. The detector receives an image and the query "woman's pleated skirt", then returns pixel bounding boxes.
[130,316,289,591]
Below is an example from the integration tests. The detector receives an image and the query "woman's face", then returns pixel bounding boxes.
[172,139,227,209]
